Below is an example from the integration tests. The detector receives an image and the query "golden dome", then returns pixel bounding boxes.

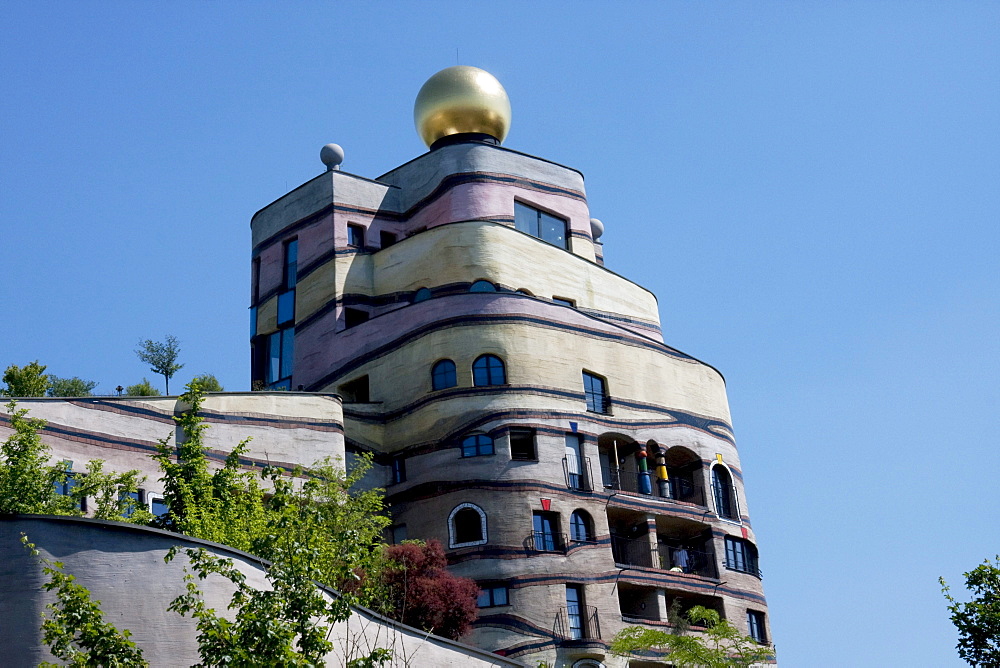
[414,66,512,148]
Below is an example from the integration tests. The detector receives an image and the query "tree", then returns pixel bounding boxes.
[48,376,98,398]
[941,556,1000,666]
[367,539,480,640]
[610,605,774,668]
[135,335,183,394]
[1,361,51,397]
[190,373,223,392]
[125,378,161,397]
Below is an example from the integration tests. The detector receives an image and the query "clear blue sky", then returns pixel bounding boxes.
[3,3,997,665]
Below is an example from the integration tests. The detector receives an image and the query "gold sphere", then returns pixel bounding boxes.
[414,66,512,148]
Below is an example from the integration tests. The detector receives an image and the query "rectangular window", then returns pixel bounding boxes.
[148,494,168,518]
[53,469,86,512]
[532,511,561,552]
[119,489,143,518]
[268,328,294,387]
[477,585,509,608]
[391,457,406,484]
[747,610,767,643]
[564,434,587,490]
[344,307,370,329]
[348,224,365,248]
[277,290,295,326]
[338,375,370,403]
[583,371,609,414]
[390,524,407,544]
[509,429,536,461]
[514,201,568,249]
[252,257,261,303]
[283,239,298,289]
[565,585,584,639]
[380,231,397,248]
[725,536,760,577]
[552,296,575,307]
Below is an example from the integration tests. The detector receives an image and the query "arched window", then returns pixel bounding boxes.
[569,510,593,542]
[462,433,494,457]
[712,464,738,520]
[473,354,506,386]
[413,287,432,303]
[449,503,487,547]
[431,359,457,390]
[470,280,497,293]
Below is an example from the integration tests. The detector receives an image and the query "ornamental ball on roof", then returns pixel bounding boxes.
[414,66,512,148]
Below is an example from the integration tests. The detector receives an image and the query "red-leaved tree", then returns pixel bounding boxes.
[374,540,480,640]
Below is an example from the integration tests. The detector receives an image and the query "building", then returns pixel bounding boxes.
[249,66,772,666]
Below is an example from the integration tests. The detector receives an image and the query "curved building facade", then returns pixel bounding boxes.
[250,68,772,667]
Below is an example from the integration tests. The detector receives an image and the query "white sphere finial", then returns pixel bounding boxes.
[320,143,345,171]
[590,218,605,240]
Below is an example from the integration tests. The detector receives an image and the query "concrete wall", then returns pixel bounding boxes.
[0,516,526,668]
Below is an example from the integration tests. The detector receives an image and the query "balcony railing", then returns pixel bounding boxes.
[611,535,718,579]
[554,605,601,641]
[603,467,706,506]
[562,456,594,491]
[527,531,568,554]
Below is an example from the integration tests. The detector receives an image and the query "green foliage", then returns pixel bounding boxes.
[22,535,147,667]
[135,335,183,394]
[191,373,224,392]
[610,605,774,668]
[125,378,162,397]
[48,376,98,397]
[941,556,1000,666]
[2,360,51,397]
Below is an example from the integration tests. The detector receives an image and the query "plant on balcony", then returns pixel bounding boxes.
[610,605,774,667]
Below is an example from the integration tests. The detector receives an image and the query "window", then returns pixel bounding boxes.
[119,489,143,518]
[344,307,370,329]
[725,536,760,577]
[477,585,509,608]
[462,433,494,458]
[509,428,536,461]
[747,610,767,644]
[565,585,584,639]
[390,457,406,484]
[283,239,298,290]
[431,359,457,390]
[53,468,86,512]
[390,524,407,544]
[712,465,738,520]
[564,434,588,490]
[348,224,365,248]
[582,371,609,414]
[532,511,562,552]
[380,231,397,248]
[449,503,487,547]
[569,510,593,542]
[267,328,294,389]
[469,279,497,293]
[552,296,575,307]
[338,375,370,402]
[514,201,569,249]
[148,494,168,518]
[473,354,506,386]
[413,287,432,303]
[277,290,295,326]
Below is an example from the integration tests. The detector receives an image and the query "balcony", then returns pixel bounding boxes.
[527,531,568,554]
[554,604,602,642]
[610,535,718,579]
[562,456,594,492]
[602,467,706,505]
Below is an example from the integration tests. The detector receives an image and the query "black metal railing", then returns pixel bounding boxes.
[554,605,601,641]
[610,534,656,568]
[657,545,719,579]
[725,559,763,579]
[562,456,594,491]
[603,467,706,506]
[528,531,568,553]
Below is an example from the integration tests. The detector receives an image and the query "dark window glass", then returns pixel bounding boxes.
[532,512,560,551]
[344,308,370,328]
[250,307,258,338]
[747,610,767,643]
[268,331,282,384]
[413,287,432,303]
[565,585,583,639]
[390,524,407,544]
[149,495,168,518]
[252,257,261,303]
[348,224,365,248]
[119,490,143,518]
[509,429,536,460]
[338,375,370,403]
[462,434,494,457]
[391,457,406,484]
[473,355,506,386]
[277,290,295,325]
[514,201,568,250]
[280,328,294,380]
[283,239,298,289]
[552,297,575,307]
[583,372,608,414]
[477,585,509,608]
[380,231,397,248]
[470,280,497,293]
[53,471,86,511]
[725,537,760,577]
[432,359,457,390]
[713,465,737,519]
[453,507,483,544]
[570,511,592,542]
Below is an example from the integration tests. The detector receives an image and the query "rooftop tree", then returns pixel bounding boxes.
[135,335,183,395]
[1,361,51,397]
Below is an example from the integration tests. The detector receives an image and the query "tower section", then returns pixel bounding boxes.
[249,67,771,667]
